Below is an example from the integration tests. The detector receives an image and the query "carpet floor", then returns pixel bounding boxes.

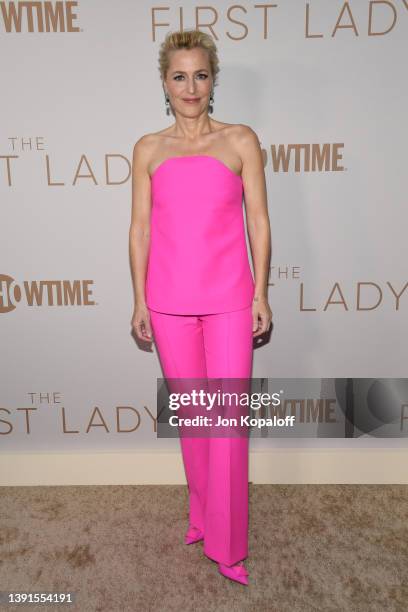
[0,484,407,611]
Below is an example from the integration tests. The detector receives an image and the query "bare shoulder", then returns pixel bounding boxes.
[132,133,156,158]
[132,133,161,174]
[230,124,263,166]
[230,123,261,149]
[213,121,260,160]
[137,126,174,147]
[132,128,171,169]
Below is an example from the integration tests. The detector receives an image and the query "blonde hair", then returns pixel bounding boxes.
[158,29,219,86]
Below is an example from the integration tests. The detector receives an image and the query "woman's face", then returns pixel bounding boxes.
[163,47,213,117]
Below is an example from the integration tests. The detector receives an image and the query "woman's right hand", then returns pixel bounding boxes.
[131,303,153,342]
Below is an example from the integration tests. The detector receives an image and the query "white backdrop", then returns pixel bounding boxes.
[1,0,407,455]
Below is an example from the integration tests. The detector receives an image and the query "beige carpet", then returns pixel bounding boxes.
[0,484,407,611]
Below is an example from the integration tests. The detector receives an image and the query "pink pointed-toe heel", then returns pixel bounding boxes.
[218,561,249,586]
[184,525,204,545]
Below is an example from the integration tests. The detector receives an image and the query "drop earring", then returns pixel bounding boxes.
[208,90,214,114]
[164,93,170,116]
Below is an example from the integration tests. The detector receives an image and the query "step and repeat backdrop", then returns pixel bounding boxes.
[1,1,407,453]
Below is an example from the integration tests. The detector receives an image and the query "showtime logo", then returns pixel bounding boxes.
[269,143,345,172]
[0,1,80,33]
[0,274,95,313]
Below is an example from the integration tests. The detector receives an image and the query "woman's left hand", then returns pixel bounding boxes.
[252,296,273,337]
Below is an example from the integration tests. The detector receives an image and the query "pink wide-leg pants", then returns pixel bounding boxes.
[149,305,253,566]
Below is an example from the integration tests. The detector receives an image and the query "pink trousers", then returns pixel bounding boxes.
[149,305,253,566]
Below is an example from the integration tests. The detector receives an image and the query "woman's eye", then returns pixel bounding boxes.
[174,73,208,81]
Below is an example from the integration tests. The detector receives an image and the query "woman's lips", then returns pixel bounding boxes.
[183,98,200,103]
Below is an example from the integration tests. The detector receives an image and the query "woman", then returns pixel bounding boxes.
[129,29,272,585]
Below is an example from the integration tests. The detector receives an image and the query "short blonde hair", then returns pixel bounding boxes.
[158,29,219,86]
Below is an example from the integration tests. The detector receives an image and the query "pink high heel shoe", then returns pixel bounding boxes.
[184,525,204,545]
[218,561,249,586]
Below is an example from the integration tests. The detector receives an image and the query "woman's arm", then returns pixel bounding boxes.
[129,136,153,341]
[239,126,273,336]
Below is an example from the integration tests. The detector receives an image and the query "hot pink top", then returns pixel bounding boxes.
[145,155,255,314]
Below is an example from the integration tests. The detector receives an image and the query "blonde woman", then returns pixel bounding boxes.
[130,29,272,585]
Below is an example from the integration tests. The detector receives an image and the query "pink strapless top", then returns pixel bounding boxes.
[145,155,255,314]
